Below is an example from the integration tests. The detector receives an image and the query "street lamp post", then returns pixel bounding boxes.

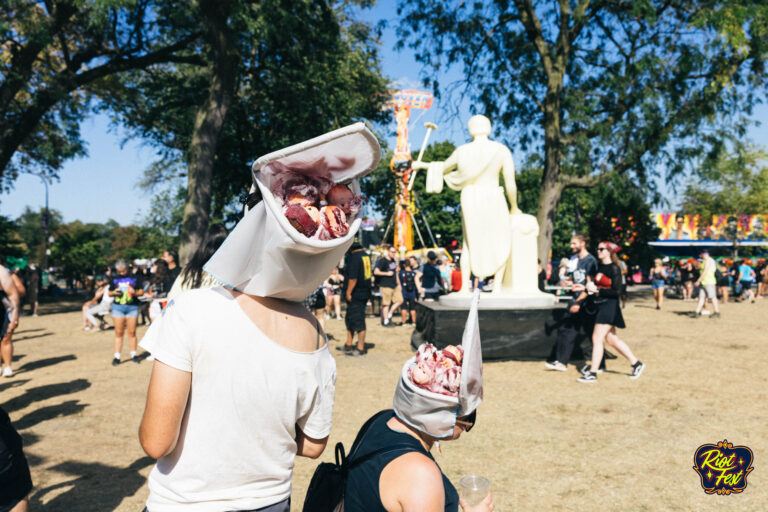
[23,172,51,270]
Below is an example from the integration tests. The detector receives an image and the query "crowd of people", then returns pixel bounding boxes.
[647,254,767,312]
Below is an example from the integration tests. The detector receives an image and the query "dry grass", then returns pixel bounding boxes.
[5,291,766,511]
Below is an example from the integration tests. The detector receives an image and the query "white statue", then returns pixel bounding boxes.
[413,115,554,306]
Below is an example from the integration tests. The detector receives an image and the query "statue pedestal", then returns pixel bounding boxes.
[438,291,556,308]
[412,299,568,360]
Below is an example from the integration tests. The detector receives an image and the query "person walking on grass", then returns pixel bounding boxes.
[545,234,598,373]
[650,259,668,310]
[738,260,757,303]
[578,242,644,383]
[694,250,720,318]
[108,260,144,366]
[373,245,398,327]
[0,266,20,378]
[341,243,373,356]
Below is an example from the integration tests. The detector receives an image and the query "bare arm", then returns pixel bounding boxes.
[501,147,520,213]
[345,278,357,301]
[0,266,19,332]
[139,360,192,459]
[380,452,445,512]
[295,427,328,459]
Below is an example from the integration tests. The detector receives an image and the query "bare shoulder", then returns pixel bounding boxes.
[380,451,444,511]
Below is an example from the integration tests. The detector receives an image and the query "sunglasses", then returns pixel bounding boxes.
[455,410,476,432]
[597,247,607,252]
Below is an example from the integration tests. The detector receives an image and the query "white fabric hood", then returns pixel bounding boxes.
[204,123,381,301]
[392,289,483,438]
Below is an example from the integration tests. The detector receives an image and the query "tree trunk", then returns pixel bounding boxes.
[536,80,565,262]
[178,0,239,265]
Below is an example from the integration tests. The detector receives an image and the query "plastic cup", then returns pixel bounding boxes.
[459,475,490,506]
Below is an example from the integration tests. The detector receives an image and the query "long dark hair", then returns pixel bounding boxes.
[152,259,170,286]
[181,224,229,288]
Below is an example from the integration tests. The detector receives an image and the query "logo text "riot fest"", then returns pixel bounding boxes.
[693,440,754,495]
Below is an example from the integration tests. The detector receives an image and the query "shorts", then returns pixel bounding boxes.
[345,298,367,333]
[380,286,396,306]
[393,287,403,304]
[740,281,752,291]
[402,296,417,311]
[0,408,33,510]
[111,304,140,318]
[0,311,8,339]
[651,279,665,290]
[699,284,717,300]
[423,290,441,300]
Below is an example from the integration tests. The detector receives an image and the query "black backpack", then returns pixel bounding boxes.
[302,411,413,512]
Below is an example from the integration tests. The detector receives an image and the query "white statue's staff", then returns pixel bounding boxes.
[408,122,438,191]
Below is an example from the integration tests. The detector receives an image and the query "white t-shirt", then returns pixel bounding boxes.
[139,287,336,511]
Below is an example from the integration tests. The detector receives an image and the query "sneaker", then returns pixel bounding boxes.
[656,305,660,310]
[132,355,140,364]
[630,361,645,380]
[345,348,367,357]
[2,366,12,378]
[710,312,720,319]
[336,345,354,353]
[580,364,604,374]
[577,371,597,383]
[112,357,120,366]
[382,322,395,328]
[544,361,567,372]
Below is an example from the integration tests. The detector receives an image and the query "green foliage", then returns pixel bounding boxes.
[0,0,202,189]
[0,215,26,260]
[518,167,660,267]
[100,0,390,223]
[395,0,768,257]
[682,144,768,217]
[15,206,64,264]
[361,141,462,247]
[49,221,109,278]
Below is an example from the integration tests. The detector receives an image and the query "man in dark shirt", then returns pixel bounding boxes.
[546,234,598,372]
[342,243,372,356]
[373,245,398,327]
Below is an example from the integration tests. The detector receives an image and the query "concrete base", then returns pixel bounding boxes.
[412,300,568,360]
[438,290,557,308]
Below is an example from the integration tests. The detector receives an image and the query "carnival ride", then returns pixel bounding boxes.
[382,89,440,253]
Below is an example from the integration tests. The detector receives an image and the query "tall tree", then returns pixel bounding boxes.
[0,0,202,189]
[103,0,389,262]
[396,0,768,260]
[682,144,768,217]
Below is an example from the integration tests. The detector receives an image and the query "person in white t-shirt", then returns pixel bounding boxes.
[138,287,335,512]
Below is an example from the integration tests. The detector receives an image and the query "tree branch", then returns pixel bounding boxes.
[512,0,554,77]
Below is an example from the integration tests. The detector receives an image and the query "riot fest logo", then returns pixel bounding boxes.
[693,440,754,495]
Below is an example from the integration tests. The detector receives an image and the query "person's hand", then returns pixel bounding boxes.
[569,303,581,314]
[346,293,352,302]
[460,492,494,511]
[586,281,597,294]
[572,283,585,292]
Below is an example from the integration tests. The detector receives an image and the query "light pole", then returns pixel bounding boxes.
[23,172,51,271]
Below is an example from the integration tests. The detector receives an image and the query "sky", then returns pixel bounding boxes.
[1,2,767,225]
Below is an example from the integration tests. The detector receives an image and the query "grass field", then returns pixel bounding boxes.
[4,290,766,511]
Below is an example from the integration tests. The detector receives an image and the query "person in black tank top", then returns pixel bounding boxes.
[344,409,489,512]
[344,410,460,511]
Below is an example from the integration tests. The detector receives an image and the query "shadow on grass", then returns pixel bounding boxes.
[13,328,45,335]
[14,332,53,342]
[1,379,91,413]
[19,355,77,373]
[14,400,89,430]
[30,456,154,512]
[0,379,30,393]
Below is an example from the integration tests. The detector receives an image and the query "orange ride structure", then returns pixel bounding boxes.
[384,89,434,252]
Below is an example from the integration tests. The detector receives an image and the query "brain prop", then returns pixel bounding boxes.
[409,343,464,397]
[261,159,364,240]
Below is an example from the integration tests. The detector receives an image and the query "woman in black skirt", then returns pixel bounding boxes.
[578,242,644,383]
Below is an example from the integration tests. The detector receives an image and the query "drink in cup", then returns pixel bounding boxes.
[459,475,490,506]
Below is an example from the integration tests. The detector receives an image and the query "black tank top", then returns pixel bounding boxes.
[344,410,459,512]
